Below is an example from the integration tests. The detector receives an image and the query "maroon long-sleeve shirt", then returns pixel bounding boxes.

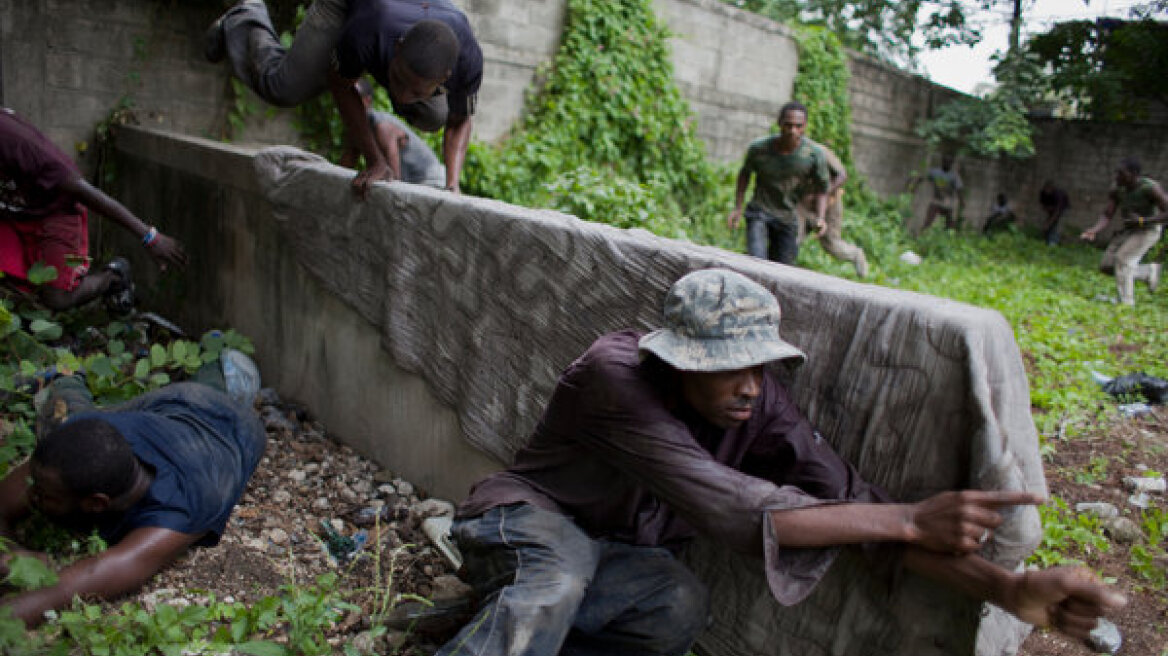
[459,331,890,604]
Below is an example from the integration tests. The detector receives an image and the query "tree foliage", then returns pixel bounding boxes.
[1028,17,1168,121]
[915,50,1044,158]
[728,0,991,64]
[462,0,726,241]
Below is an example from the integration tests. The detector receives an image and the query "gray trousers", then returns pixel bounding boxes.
[436,504,709,656]
[1100,226,1162,305]
[222,0,448,130]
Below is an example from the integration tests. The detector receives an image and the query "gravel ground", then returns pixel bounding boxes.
[89,391,1168,655]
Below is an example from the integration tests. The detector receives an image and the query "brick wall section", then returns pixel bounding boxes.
[652,0,798,162]
[2,0,1165,233]
[1,0,299,173]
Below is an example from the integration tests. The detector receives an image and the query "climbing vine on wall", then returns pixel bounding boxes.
[462,0,728,241]
[791,26,854,172]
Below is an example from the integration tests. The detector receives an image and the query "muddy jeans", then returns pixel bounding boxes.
[221,0,449,130]
[745,207,800,265]
[35,367,228,437]
[436,503,709,656]
[1100,226,1162,305]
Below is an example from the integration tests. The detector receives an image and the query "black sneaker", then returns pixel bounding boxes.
[204,13,227,63]
[103,257,136,316]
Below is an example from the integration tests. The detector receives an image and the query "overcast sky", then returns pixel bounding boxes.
[917,0,1148,95]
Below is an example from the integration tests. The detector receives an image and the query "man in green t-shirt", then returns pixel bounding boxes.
[728,102,830,265]
[1081,157,1167,306]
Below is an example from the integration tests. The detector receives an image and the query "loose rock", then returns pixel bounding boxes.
[312,497,331,511]
[1074,502,1119,519]
[1088,618,1122,654]
[1103,516,1144,544]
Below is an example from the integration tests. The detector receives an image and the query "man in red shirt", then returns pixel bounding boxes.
[0,109,186,311]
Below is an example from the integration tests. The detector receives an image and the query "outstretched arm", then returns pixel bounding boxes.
[328,69,392,198]
[768,490,1042,554]
[727,167,751,230]
[2,526,198,627]
[1082,197,1118,241]
[441,113,472,193]
[56,176,186,271]
[904,548,1126,639]
[373,121,407,183]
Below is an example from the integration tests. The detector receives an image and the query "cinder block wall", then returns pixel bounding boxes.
[3,0,1165,236]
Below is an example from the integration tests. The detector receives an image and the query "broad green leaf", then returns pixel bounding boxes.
[149,344,168,368]
[235,641,289,656]
[148,372,171,388]
[87,355,118,380]
[29,319,63,341]
[133,358,151,380]
[26,262,59,286]
[5,555,58,590]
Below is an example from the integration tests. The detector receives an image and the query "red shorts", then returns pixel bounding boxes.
[0,206,90,292]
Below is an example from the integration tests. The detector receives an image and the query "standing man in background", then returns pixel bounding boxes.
[1039,181,1070,246]
[909,154,963,232]
[798,139,868,277]
[728,102,831,266]
[1080,157,1165,305]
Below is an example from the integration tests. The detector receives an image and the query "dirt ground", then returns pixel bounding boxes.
[119,392,1168,655]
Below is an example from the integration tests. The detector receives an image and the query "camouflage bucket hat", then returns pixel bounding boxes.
[639,269,806,372]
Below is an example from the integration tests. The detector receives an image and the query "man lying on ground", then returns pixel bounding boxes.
[0,357,264,627]
[206,0,481,195]
[0,108,186,311]
[433,268,1125,656]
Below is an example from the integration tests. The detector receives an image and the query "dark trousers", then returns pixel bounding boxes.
[745,208,799,265]
[436,504,709,656]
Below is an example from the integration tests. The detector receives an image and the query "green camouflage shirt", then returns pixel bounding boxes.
[1111,176,1163,222]
[743,135,829,221]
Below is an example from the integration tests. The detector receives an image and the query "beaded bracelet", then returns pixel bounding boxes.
[142,226,159,246]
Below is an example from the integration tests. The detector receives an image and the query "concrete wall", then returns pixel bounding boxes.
[3,0,1165,236]
[107,126,1044,656]
[104,126,500,501]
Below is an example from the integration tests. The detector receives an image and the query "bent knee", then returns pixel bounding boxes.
[652,577,710,652]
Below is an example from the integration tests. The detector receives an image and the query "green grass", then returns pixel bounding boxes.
[800,218,1168,439]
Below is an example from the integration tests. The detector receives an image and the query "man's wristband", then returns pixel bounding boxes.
[142,226,159,246]
[1139,216,1145,227]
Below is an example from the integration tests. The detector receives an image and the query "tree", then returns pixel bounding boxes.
[727,0,1033,65]
[1027,16,1168,121]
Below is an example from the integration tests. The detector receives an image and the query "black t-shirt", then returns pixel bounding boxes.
[1039,187,1070,212]
[335,0,483,117]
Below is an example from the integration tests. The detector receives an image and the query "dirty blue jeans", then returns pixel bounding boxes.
[745,207,799,265]
[436,503,709,656]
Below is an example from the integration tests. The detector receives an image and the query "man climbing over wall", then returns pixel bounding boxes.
[797,138,869,277]
[728,101,830,266]
[0,108,187,312]
[339,79,446,188]
[431,268,1126,656]
[0,354,264,627]
[205,0,482,195]
[1080,157,1166,305]
[1039,180,1070,246]
[908,154,963,232]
